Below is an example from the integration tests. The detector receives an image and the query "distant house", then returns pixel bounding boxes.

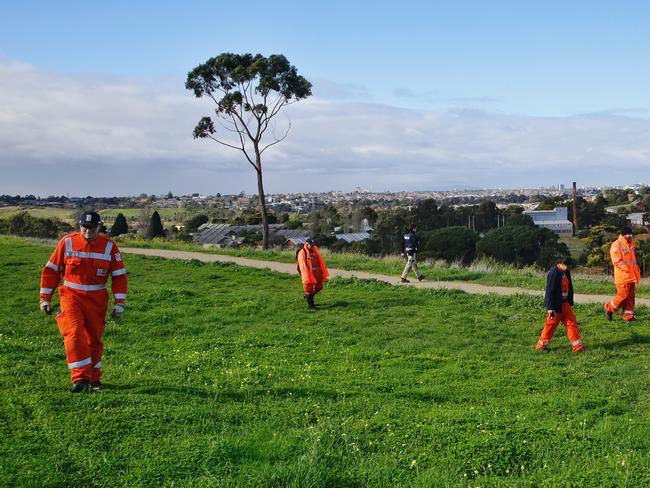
[334,232,372,243]
[523,207,573,235]
[195,223,309,247]
[627,212,645,226]
[283,236,311,248]
[274,229,310,248]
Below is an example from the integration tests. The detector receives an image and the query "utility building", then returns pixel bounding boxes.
[523,207,573,235]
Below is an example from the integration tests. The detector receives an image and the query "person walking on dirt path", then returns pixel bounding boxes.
[39,211,128,393]
[297,238,329,311]
[535,257,584,352]
[604,226,641,322]
[400,223,425,283]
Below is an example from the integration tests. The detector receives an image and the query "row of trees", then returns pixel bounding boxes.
[344,219,566,269]
[0,211,167,240]
[299,199,569,268]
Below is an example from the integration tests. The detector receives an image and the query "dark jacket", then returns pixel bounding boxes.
[403,230,419,255]
[544,265,574,312]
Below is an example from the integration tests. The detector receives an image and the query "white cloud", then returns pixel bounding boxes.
[1,60,649,196]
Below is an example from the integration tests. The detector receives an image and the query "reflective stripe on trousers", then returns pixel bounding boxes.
[68,357,92,369]
[63,281,107,291]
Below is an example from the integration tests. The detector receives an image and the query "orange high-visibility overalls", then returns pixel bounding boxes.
[604,235,640,321]
[297,244,329,295]
[536,268,584,352]
[40,233,127,383]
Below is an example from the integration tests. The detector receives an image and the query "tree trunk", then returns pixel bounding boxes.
[255,152,270,249]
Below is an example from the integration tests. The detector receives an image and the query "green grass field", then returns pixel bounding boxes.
[559,236,588,260]
[117,237,650,298]
[100,207,191,222]
[0,206,78,223]
[1,236,649,487]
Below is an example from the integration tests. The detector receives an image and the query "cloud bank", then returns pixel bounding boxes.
[1,61,649,196]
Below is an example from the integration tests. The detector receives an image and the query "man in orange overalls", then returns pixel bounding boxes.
[39,211,128,392]
[297,238,329,311]
[604,226,641,322]
[535,257,584,352]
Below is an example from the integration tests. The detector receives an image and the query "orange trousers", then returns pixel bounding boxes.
[536,302,584,352]
[604,283,636,321]
[303,281,324,295]
[55,287,108,383]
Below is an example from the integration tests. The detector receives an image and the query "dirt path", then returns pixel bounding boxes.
[122,247,650,307]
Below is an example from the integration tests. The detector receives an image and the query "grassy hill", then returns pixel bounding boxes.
[118,237,650,297]
[0,206,78,223]
[1,236,648,487]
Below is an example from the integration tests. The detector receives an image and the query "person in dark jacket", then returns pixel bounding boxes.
[535,257,584,352]
[400,224,425,283]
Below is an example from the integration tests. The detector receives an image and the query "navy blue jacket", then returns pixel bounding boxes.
[403,230,419,255]
[544,265,574,312]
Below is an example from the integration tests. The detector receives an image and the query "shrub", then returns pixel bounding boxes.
[147,211,166,239]
[109,213,129,237]
[476,225,569,268]
[419,226,479,264]
[0,212,72,238]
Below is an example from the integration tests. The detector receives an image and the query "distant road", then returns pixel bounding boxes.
[122,247,650,307]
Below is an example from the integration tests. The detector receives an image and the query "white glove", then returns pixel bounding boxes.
[111,304,125,319]
[40,300,52,315]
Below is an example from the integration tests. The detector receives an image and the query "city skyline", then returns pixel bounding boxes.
[2,1,650,196]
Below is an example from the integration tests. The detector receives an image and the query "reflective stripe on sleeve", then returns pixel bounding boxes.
[68,357,92,369]
[40,287,54,295]
[94,361,102,369]
[114,293,127,300]
[46,261,59,271]
[111,268,127,277]
[63,281,107,291]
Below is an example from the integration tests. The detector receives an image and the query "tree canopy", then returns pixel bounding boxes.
[477,225,569,268]
[186,53,312,248]
[420,226,480,264]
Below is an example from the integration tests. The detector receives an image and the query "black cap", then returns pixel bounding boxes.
[79,211,102,227]
[620,226,633,236]
[305,237,315,245]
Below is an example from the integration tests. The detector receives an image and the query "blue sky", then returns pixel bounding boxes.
[1,1,649,195]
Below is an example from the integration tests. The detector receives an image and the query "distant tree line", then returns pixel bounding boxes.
[331,200,570,269]
[0,194,124,207]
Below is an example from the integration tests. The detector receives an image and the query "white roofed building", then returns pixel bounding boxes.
[523,207,573,235]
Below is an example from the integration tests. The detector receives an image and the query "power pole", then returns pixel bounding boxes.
[572,181,578,236]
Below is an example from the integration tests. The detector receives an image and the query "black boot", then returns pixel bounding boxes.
[70,380,89,393]
[306,294,316,311]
